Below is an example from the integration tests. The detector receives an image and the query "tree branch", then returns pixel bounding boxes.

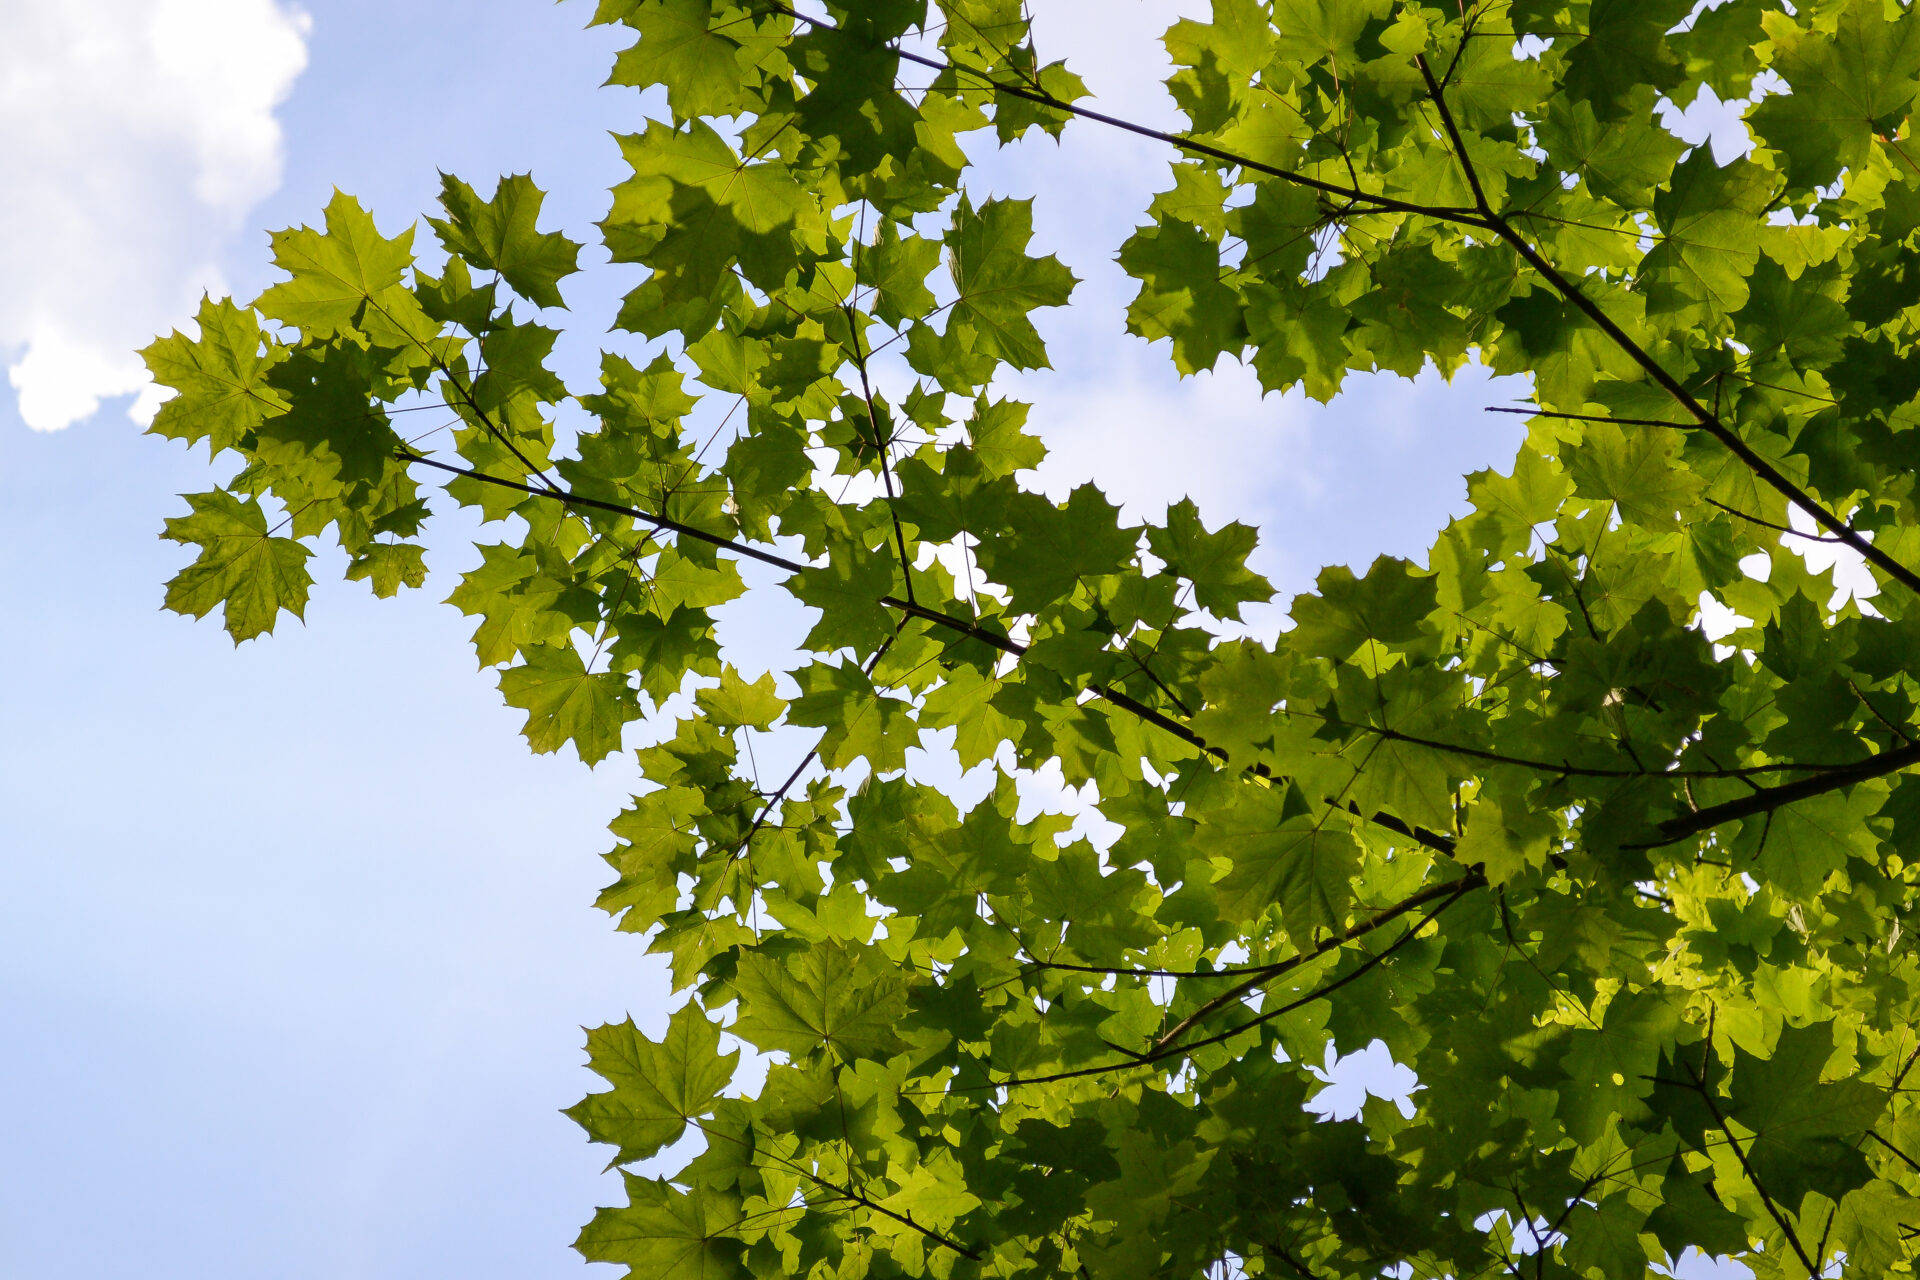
[768,1,1920,596]
[763,1,1481,223]
[693,1119,983,1261]
[1148,870,1488,1053]
[1630,740,1920,849]
[962,875,1481,1091]
[1306,712,1883,780]
[1416,53,1492,215]
[1684,1054,1821,1276]
[398,451,1472,860]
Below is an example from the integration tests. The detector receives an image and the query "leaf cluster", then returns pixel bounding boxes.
[144,1,1920,1276]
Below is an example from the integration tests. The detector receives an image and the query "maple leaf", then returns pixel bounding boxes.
[429,172,582,310]
[142,297,288,454]
[567,1003,738,1166]
[943,196,1077,371]
[148,4,1920,1276]
[161,491,314,643]
[575,1176,746,1279]
[498,646,639,765]
[256,190,420,340]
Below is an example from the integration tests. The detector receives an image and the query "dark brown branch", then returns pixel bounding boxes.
[1023,872,1486,986]
[1118,635,1198,719]
[1417,54,1491,215]
[1485,405,1689,430]
[1149,871,1488,1052]
[1869,1130,1920,1177]
[399,451,1472,858]
[1704,497,1850,544]
[1684,1055,1821,1275]
[1308,713,1880,781]
[959,875,1481,1091]
[1889,1042,1920,1095]
[692,1119,982,1261]
[843,284,919,607]
[771,1,1920,597]
[730,751,817,867]
[1408,62,1917,594]
[764,1,1480,224]
[432,356,566,500]
[1629,740,1920,849]
[397,448,812,575]
[1483,218,1917,592]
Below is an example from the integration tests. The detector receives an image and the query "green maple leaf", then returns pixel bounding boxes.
[597,785,701,929]
[567,1003,738,1166]
[161,491,315,643]
[968,396,1046,477]
[1120,218,1246,373]
[694,665,785,731]
[786,660,918,772]
[973,485,1140,612]
[1642,151,1773,319]
[608,606,721,705]
[256,190,420,339]
[785,552,899,655]
[604,0,755,120]
[345,542,427,599]
[608,120,809,243]
[1191,641,1290,764]
[1538,88,1685,209]
[1833,1181,1920,1274]
[1561,0,1694,118]
[472,319,569,411]
[257,342,403,496]
[1733,259,1852,369]
[647,546,746,617]
[1556,987,1683,1141]
[1288,556,1437,662]
[1725,1023,1886,1206]
[1752,0,1920,194]
[919,665,1026,769]
[1455,796,1556,884]
[446,543,574,668]
[858,221,941,326]
[1564,419,1705,530]
[790,22,922,175]
[945,196,1077,370]
[1198,789,1358,942]
[1743,787,1882,902]
[1557,1193,1654,1280]
[429,173,582,310]
[874,1155,982,1238]
[498,646,639,765]
[730,942,908,1060]
[1332,672,1461,831]
[1150,163,1233,239]
[1269,0,1374,67]
[1148,498,1273,620]
[1645,1156,1750,1261]
[576,1176,746,1279]
[142,297,288,454]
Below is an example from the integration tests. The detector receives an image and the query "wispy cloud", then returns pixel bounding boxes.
[0,0,310,431]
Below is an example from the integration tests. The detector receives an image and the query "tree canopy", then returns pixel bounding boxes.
[143,1,1920,1276]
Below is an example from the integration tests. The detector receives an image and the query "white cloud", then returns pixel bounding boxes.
[0,0,309,431]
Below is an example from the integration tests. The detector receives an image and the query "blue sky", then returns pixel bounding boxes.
[0,3,1608,1277]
